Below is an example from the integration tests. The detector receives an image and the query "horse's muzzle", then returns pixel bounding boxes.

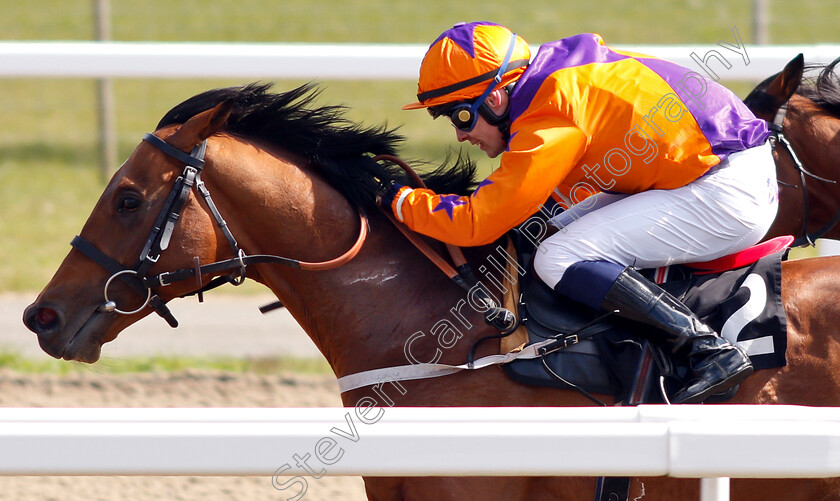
[23,303,61,338]
[23,302,65,358]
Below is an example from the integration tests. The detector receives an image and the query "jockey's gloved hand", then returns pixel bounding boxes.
[376,180,403,213]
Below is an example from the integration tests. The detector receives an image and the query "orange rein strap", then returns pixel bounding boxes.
[381,211,460,280]
[150,210,369,291]
[372,154,470,276]
[372,154,518,340]
[297,211,369,270]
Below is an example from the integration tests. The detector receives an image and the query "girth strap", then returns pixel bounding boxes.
[336,337,559,393]
[336,311,612,393]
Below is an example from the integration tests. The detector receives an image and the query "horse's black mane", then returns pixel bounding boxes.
[800,56,840,117]
[156,82,477,210]
[745,56,840,118]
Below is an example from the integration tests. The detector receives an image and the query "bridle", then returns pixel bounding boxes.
[763,93,840,247]
[71,132,368,328]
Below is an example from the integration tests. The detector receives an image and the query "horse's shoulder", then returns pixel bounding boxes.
[781,256,840,340]
[781,255,840,286]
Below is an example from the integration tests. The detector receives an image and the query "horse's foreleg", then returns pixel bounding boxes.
[363,476,599,501]
[362,477,403,501]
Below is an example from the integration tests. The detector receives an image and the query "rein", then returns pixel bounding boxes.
[766,96,840,246]
[71,132,368,327]
[373,154,517,342]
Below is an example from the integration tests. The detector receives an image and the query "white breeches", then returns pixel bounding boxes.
[534,142,779,289]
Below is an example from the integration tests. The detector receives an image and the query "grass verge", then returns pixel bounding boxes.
[0,351,332,375]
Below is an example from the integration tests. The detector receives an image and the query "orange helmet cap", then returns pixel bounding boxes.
[403,22,531,110]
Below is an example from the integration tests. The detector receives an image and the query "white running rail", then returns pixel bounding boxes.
[0,405,838,501]
[0,42,838,80]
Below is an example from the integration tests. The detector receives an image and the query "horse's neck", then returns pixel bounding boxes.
[206,140,496,378]
[787,96,840,227]
[267,215,497,379]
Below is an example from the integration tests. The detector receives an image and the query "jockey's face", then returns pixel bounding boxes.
[453,88,508,158]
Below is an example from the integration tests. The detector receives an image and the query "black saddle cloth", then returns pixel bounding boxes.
[501,229,788,404]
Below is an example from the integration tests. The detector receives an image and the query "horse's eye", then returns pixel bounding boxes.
[118,196,142,213]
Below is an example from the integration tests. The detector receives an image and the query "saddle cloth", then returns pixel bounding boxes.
[499,229,788,404]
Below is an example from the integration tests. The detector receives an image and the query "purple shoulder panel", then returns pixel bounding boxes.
[508,34,769,157]
[638,57,769,158]
[510,34,629,122]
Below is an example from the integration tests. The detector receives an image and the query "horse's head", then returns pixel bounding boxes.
[23,101,235,362]
[23,82,480,370]
[744,53,805,122]
[744,54,840,243]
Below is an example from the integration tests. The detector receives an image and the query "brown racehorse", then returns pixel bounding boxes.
[22,84,840,500]
[745,54,840,245]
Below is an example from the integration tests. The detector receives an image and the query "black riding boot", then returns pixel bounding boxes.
[601,267,753,404]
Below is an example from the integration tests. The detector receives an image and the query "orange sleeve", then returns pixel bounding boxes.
[392,115,588,246]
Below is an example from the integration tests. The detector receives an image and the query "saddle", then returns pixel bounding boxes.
[499,229,791,405]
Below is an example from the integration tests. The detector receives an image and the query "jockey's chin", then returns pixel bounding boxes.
[457,120,507,158]
[482,140,506,158]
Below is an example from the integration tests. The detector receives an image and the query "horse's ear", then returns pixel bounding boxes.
[765,53,805,103]
[167,99,235,152]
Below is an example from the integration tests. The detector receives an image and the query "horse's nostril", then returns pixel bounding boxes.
[35,308,58,327]
[24,306,60,334]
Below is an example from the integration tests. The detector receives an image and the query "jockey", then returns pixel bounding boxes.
[379,21,778,404]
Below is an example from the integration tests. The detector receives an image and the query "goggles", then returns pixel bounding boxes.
[429,101,482,132]
[426,32,518,133]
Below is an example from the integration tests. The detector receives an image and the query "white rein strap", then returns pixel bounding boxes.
[336,338,557,393]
